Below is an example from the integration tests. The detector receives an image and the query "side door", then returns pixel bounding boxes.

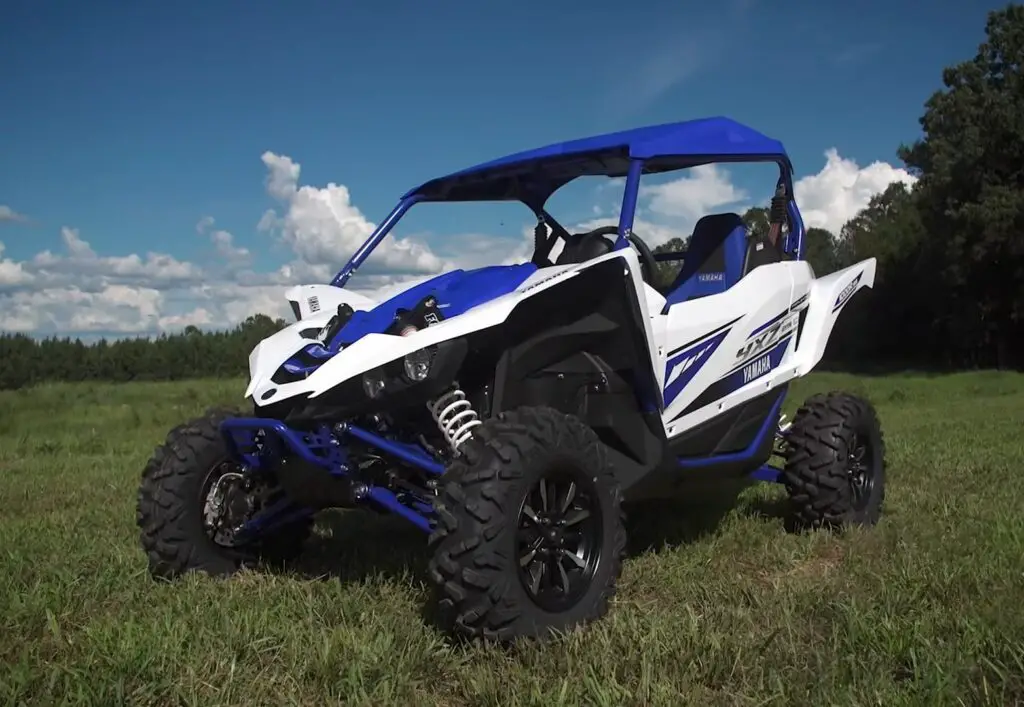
[658,262,797,438]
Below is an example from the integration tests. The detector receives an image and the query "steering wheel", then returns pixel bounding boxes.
[573,225,659,285]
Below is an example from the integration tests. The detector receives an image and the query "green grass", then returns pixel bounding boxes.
[1,372,1023,706]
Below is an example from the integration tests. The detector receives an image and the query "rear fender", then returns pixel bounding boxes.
[791,258,877,376]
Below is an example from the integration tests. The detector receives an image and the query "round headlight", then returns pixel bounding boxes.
[403,348,432,382]
[362,370,386,398]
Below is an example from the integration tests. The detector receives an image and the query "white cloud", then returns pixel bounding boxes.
[643,165,748,220]
[210,230,251,264]
[0,205,28,223]
[195,215,215,234]
[158,308,214,330]
[0,146,916,337]
[195,216,250,265]
[0,241,35,290]
[0,284,165,334]
[569,163,751,249]
[26,227,204,290]
[257,151,444,276]
[794,148,917,235]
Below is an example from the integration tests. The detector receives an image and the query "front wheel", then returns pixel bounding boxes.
[427,406,627,642]
[781,392,886,530]
[136,408,312,579]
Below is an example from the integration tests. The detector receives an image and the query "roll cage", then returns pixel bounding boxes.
[330,116,808,289]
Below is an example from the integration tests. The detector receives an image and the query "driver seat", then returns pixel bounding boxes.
[663,212,747,308]
[555,232,614,265]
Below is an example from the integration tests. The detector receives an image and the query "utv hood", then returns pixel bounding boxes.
[246,263,537,399]
[329,262,537,346]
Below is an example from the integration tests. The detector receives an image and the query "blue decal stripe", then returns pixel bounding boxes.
[671,334,792,421]
[663,328,731,406]
[750,309,788,336]
[665,316,741,358]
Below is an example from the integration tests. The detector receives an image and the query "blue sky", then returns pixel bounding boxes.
[0,0,1007,335]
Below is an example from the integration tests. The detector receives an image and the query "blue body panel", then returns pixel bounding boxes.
[281,264,536,378]
[331,262,536,348]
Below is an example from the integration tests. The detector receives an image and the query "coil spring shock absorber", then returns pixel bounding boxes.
[394,311,481,454]
[427,384,481,452]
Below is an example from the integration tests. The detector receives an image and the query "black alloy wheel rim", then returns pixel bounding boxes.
[847,434,876,511]
[515,470,603,612]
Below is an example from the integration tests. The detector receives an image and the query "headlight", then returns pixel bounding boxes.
[403,348,432,382]
[362,369,386,398]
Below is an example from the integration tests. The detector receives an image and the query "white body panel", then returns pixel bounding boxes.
[248,250,876,438]
[248,249,659,405]
[285,284,378,320]
[658,262,794,434]
[654,259,875,438]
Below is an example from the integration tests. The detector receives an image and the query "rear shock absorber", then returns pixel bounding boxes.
[427,384,481,452]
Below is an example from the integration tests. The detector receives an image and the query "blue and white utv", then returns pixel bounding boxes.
[137,117,886,642]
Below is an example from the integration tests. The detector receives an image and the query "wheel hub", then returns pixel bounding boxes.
[202,464,264,547]
[515,472,602,612]
[847,434,875,511]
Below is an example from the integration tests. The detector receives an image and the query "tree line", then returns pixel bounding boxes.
[0,315,286,391]
[1,6,1022,389]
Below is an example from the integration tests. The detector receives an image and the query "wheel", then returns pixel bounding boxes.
[427,406,627,642]
[781,391,886,529]
[136,407,312,579]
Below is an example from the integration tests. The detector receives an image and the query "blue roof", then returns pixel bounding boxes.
[403,116,790,205]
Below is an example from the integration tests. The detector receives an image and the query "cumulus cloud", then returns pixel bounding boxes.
[794,148,917,235]
[257,151,443,275]
[0,229,209,334]
[27,227,204,290]
[642,164,749,221]
[195,215,215,234]
[0,284,165,334]
[571,164,752,249]
[196,216,250,265]
[0,205,29,224]
[0,241,35,290]
[0,146,916,337]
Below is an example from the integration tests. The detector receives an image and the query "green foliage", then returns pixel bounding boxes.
[889,4,1024,368]
[0,314,287,391]
[742,206,770,238]
[651,236,687,289]
[805,227,841,276]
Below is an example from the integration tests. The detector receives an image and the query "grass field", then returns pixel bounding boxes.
[1,372,1023,706]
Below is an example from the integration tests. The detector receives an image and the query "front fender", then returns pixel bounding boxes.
[791,258,877,376]
[298,249,657,401]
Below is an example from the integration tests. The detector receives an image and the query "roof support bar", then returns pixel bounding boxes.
[615,158,645,249]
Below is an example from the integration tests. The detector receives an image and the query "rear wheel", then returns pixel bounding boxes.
[427,406,626,642]
[781,392,886,529]
[136,408,311,579]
